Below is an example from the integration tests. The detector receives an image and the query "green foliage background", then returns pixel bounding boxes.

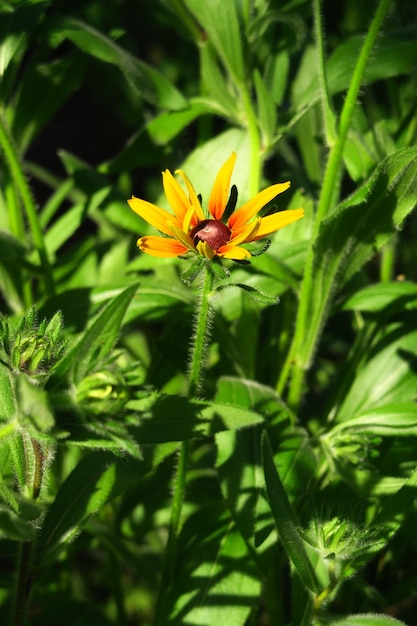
[1,0,417,625]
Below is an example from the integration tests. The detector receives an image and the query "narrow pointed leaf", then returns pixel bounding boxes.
[262,431,319,593]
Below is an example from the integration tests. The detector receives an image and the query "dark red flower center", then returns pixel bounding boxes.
[190,219,231,250]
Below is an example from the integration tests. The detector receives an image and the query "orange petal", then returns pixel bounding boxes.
[162,170,191,220]
[228,182,291,230]
[217,243,252,260]
[175,169,205,221]
[252,208,305,240]
[128,196,175,236]
[137,235,188,257]
[208,152,237,220]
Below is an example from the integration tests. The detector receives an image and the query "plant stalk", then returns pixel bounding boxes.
[154,263,214,625]
[278,0,393,408]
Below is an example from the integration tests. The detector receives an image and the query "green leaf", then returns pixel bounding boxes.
[0,508,36,542]
[49,17,187,110]
[36,452,144,564]
[11,54,86,151]
[217,282,279,306]
[183,0,245,87]
[215,376,292,425]
[15,373,55,432]
[72,283,138,383]
[44,188,111,256]
[146,101,210,145]
[166,502,261,626]
[293,28,417,113]
[48,283,137,388]
[332,403,417,437]
[335,327,417,424]
[341,281,417,313]
[318,147,417,287]
[327,613,407,626]
[364,465,417,548]
[217,427,276,558]
[300,147,417,374]
[176,128,251,205]
[128,394,264,444]
[0,230,27,260]
[262,431,319,593]
[0,364,16,422]
[254,68,277,147]
[200,41,240,117]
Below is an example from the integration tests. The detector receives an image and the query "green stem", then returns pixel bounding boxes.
[11,542,32,626]
[241,88,262,197]
[10,439,46,626]
[0,114,54,298]
[312,0,336,147]
[279,0,393,407]
[154,263,214,625]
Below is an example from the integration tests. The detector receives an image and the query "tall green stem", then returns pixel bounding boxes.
[312,0,336,147]
[241,88,262,197]
[278,0,392,407]
[154,264,214,625]
[0,114,54,298]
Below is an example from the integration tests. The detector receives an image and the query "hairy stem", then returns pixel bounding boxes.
[154,264,214,625]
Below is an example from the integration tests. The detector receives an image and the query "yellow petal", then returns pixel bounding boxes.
[253,208,305,240]
[166,220,195,251]
[175,169,205,221]
[137,235,188,257]
[208,152,237,220]
[228,182,291,230]
[217,243,252,260]
[162,170,190,220]
[196,240,215,259]
[229,217,261,246]
[128,196,174,236]
[183,205,200,234]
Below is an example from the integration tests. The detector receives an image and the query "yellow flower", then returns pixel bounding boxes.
[128,153,304,261]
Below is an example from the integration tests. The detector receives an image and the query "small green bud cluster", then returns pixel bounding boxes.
[0,308,66,380]
[76,369,129,416]
[329,431,381,469]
